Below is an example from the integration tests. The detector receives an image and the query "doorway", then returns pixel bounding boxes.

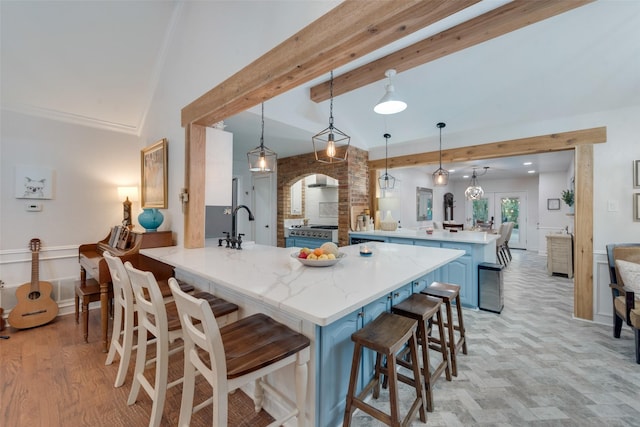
[469,191,527,249]
[253,173,274,246]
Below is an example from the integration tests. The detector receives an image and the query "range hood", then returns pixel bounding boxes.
[307,175,338,188]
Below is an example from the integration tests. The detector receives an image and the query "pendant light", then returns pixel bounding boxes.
[432,122,449,186]
[465,166,489,200]
[247,102,277,172]
[374,69,407,115]
[378,133,396,190]
[312,71,350,163]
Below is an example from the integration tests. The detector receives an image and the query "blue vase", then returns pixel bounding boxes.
[138,208,164,232]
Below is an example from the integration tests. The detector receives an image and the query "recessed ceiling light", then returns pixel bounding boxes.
[527,170,536,174]
[462,175,469,179]
[448,169,455,173]
[523,161,532,166]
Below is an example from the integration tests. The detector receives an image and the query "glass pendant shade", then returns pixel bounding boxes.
[432,168,449,186]
[432,122,449,186]
[378,133,396,190]
[465,167,488,200]
[247,103,277,172]
[374,69,407,115]
[313,71,350,163]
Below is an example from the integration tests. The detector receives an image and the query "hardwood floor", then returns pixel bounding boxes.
[0,308,274,426]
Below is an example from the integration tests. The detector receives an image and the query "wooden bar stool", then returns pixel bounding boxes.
[343,312,427,427]
[391,293,451,412]
[169,278,311,427]
[125,264,239,427]
[421,282,467,377]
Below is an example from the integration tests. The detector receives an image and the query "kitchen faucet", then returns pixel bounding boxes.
[228,205,254,249]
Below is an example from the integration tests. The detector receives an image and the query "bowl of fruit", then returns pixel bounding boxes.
[292,242,345,267]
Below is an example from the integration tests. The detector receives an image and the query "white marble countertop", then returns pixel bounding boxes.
[141,241,464,326]
[349,229,500,244]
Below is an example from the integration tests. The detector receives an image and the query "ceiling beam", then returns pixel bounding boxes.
[311,0,594,102]
[181,0,479,127]
[367,126,606,170]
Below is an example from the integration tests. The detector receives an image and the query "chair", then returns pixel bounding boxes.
[442,222,464,231]
[421,282,467,377]
[495,223,509,266]
[503,222,515,261]
[391,293,451,412]
[343,312,427,426]
[125,264,239,427]
[103,252,137,388]
[125,262,186,427]
[607,244,640,362]
[75,278,112,343]
[168,278,311,427]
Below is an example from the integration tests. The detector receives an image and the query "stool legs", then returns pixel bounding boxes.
[422,283,468,377]
[343,312,426,427]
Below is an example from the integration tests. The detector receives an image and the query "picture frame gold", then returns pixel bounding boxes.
[141,138,168,209]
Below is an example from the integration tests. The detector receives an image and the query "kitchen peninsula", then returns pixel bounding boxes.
[350,229,500,309]
[141,241,463,426]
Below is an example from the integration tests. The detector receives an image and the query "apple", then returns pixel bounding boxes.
[298,251,308,259]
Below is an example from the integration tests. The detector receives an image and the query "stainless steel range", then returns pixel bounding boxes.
[286,225,338,244]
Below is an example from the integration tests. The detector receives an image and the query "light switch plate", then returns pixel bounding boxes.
[607,200,619,212]
[26,203,42,212]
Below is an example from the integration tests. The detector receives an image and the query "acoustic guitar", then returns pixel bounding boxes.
[8,238,59,329]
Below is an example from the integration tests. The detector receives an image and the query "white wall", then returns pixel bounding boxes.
[0,110,140,312]
[538,171,574,254]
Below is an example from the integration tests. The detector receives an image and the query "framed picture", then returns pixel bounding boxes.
[141,138,168,209]
[15,165,54,199]
[634,160,640,188]
[634,193,640,222]
[547,198,560,210]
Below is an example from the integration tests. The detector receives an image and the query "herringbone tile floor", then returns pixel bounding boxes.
[351,250,640,426]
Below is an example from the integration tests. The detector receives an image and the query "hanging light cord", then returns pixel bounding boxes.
[438,125,443,169]
[384,133,390,175]
[260,102,265,149]
[329,70,334,130]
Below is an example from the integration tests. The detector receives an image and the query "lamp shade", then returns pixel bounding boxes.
[374,85,407,114]
[117,186,138,202]
[374,69,406,115]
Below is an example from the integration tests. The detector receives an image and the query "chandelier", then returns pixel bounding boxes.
[465,167,489,200]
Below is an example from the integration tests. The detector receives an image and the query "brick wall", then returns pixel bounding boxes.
[277,146,369,247]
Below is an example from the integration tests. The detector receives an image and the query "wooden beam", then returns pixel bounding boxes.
[574,144,594,320]
[183,123,206,248]
[367,127,606,170]
[311,0,594,102]
[181,0,479,127]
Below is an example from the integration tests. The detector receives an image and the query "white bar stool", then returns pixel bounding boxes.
[169,278,311,427]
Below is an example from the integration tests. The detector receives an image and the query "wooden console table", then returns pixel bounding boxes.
[79,229,174,352]
[546,233,574,278]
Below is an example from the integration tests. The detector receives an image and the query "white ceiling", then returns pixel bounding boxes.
[2,1,639,181]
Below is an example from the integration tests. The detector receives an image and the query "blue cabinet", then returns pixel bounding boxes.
[349,233,488,308]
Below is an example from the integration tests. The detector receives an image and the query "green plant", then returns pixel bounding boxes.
[561,189,574,207]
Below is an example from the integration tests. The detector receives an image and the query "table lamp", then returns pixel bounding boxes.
[117,186,139,229]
